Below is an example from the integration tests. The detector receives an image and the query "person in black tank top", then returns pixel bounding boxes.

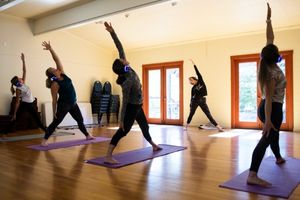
[41,41,94,146]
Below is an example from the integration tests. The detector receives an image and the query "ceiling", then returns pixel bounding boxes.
[1,0,300,51]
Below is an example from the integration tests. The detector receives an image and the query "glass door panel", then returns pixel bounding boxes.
[148,69,161,119]
[166,68,180,120]
[238,62,257,122]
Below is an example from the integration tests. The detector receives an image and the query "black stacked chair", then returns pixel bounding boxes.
[90,81,102,115]
[91,81,120,124]
[98,81,112,124]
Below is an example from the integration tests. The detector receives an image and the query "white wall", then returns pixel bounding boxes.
[126,28,300,131]
[0,14,114,115]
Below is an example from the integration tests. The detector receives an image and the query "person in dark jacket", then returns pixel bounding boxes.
[104,22,161,164]
[41,41,94,146]
[185,59,224,132]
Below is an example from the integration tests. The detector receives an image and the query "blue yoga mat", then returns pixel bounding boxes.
[219,156,300,199]
[86,144,187,168]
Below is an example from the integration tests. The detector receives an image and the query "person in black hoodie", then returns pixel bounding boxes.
[104,22,161,164]
[185,59,224,132]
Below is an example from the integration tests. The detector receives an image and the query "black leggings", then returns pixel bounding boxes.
[186,96,218,126]
[44,102,88,140]
[6,101,46,134]
[249,100,283,172]
[110,103,152,146]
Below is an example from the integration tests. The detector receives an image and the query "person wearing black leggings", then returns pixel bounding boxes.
[104,22,161,164]
[41,41,94,146]
[5,53,46,136]
[247,3,286,187]
[185,59,224,132]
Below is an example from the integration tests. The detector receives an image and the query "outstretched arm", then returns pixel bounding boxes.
[266,3,274,45]
[104,22,126,60]
[42,41,64,73]
[21,53,26,83]
[190,59,204,83]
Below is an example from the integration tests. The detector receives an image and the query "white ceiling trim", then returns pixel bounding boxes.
[30,0,170,35]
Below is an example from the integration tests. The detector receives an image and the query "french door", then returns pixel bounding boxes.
[142,61,183,125]
[231,51,293,130]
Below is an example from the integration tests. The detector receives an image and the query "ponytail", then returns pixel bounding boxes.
[258,59,269,94]
[10,76,19,95]
[46,78,52,88]
[10,84,15,95]
[45,68,53,89]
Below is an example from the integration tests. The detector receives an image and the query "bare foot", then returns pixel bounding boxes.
[104,157,119,164]
[276,157,286,165]
[247,175,272,187]
[183,124,188,130]
[153,145,162,151]
[41,140,48,147]
[86,135,95,140]
[216,125,224,132]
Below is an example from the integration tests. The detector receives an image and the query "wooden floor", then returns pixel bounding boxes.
[0,125,300,200]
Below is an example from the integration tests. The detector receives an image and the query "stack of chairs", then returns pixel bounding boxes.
[90,81,102,115]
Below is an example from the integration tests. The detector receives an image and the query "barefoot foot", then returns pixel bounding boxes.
[247,175,272,187]
[104,157,119,164]
[153,145,162,151]
[276,157,286,165]
[86,135,95,140]
[41,140,48,147]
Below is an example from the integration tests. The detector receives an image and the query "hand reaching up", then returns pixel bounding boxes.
[267,3,271,20]
[42,41,52,51]
[104,21,114,33]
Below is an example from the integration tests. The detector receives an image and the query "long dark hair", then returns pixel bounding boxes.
[258,44,280,93]
[10,76,19,95]
[45,68,53,89]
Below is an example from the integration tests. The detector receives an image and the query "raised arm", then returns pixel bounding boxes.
[42,41,64,73]
[21,53,26,83]
[104,22,126,60]
[190,59,204,83]
[266,3,274,45]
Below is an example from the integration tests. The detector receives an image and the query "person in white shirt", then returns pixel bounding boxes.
[247,3,286,187]
[7,53,46,134]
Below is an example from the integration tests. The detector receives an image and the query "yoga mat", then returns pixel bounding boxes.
[86,144,187,168]
[219,156,300,199]
[27,136,110,151]
[0,131,74,142]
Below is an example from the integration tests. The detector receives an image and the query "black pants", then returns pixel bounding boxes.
[249,100,283,172]
[44,102,88,139]
[5,101,46,134]
[186,96,218,126]
[110,103,152,146]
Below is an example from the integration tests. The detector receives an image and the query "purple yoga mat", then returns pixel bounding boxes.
[86,144,187,168]
[27,137,110,151]
[219,156,300,199]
